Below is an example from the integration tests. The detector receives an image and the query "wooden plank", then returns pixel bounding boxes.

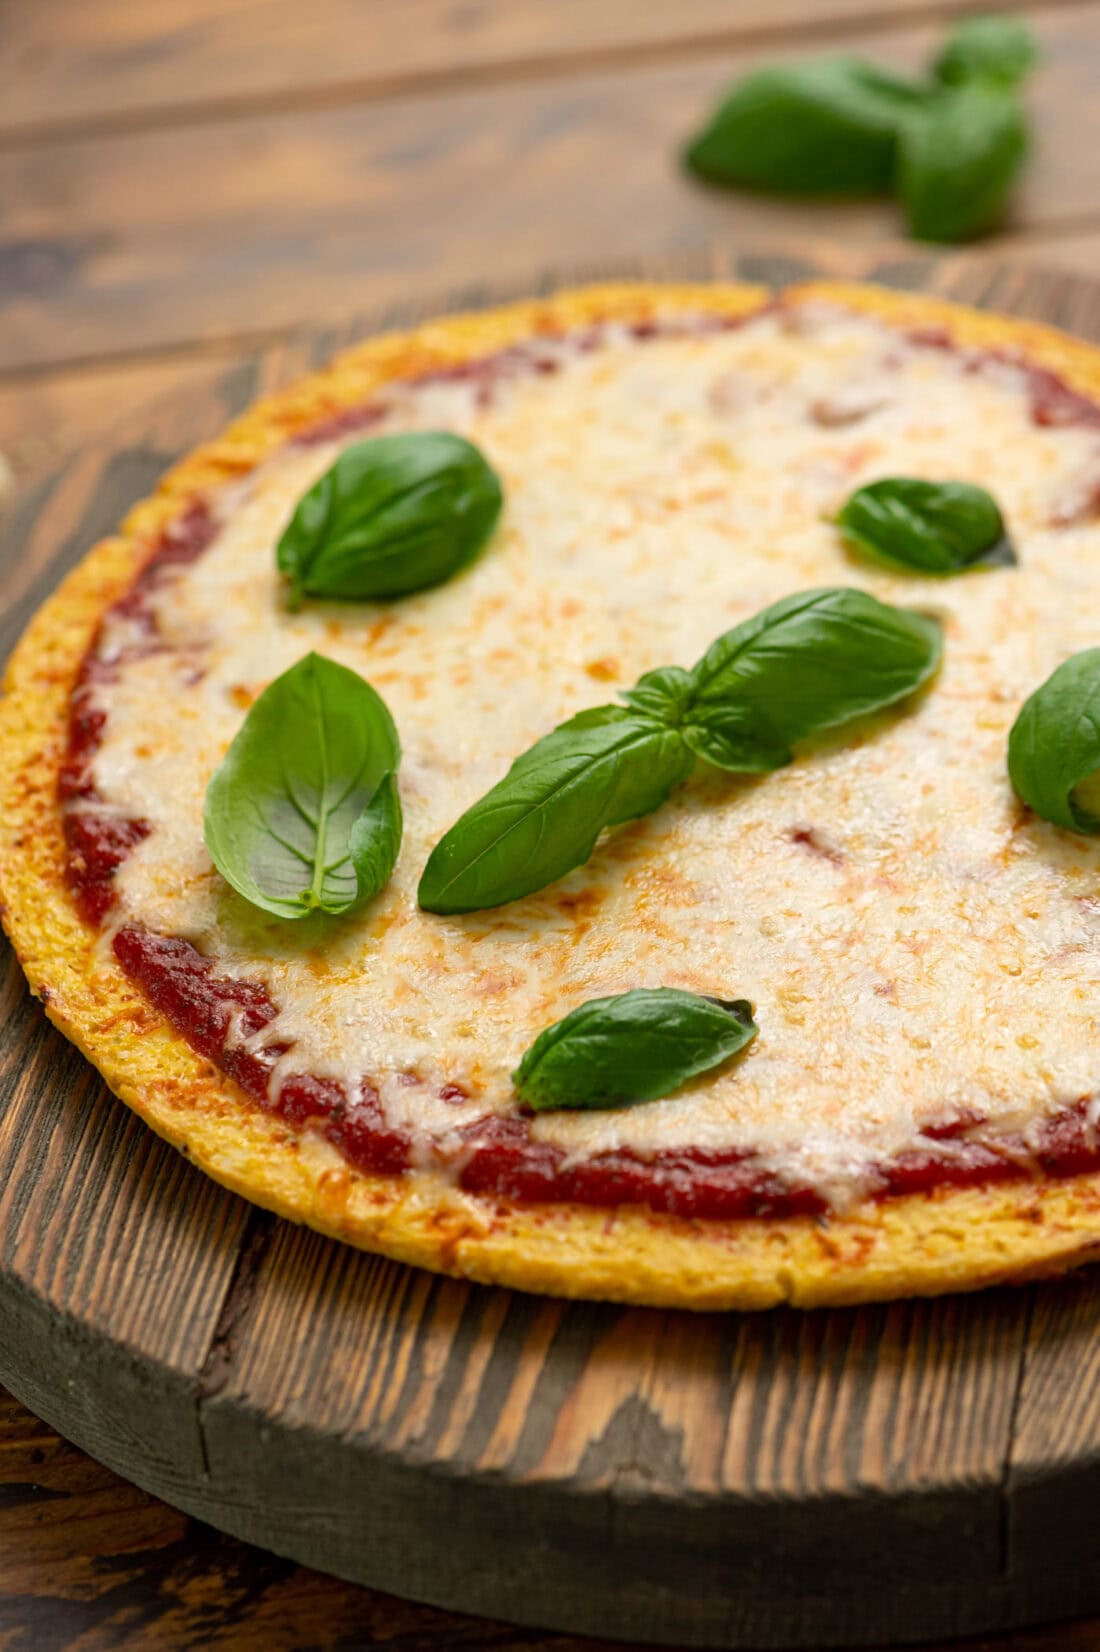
[2,3,1099,373]
[0,1385,546,1652]
[196,1221,1032,1645]
[0,351,253,486]
[0,0,1062,142]
[1005,1274,1100,1612]
[5,1388,1100,1652]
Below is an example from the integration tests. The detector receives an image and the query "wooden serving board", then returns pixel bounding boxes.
[7,247,1100,1651]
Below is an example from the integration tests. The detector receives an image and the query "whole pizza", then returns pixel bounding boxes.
[7,277,1100,1310]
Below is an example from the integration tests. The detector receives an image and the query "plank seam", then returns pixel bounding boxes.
[0,0,1096,153]
[194,1208,276,1476]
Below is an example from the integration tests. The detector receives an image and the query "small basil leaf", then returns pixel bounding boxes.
[683,58,925,196]
[277,431,503,608]
[348,771,403,903]
[683,587,941,769]
[934,15,1037,88]
[514,988,757,1112]
[418,707,692,915]
[837,478,1015,575]
[204,651,402,919]
[620,664,695,723]
[1008,649,1100,833]
[898,84,1027,243]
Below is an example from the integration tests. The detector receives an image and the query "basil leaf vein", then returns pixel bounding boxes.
[681,587,942,771]
[513,988,758,1111]
[836,477,1016,575]
[204,651,402,918]
[417,707,692,915]
[277,431,503,608]
[1008,648,1100,833]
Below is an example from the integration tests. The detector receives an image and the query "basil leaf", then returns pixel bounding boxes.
[934,15,1037,88]
[898,84,1027,243]
[514,988,757,1112]
[277,431,503,608]
[417,707,692,915]
[837,478,1015,575]
[204,651,402,918]
[619,664,694,723]
[683,58,925,196]
[682,587,941,771]
[1008,649,1100,833]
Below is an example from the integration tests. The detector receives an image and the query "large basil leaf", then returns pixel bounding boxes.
[417,707,692,915]
[1008,649,1100,833]
[204,652,402,918]
[898,84,1027,243]
[682,587,942,771]
[934,15,1037,88]
[837,478,1015,575]
[277,431,503,608]
[683,58,925,195]
[514,988,758,1111]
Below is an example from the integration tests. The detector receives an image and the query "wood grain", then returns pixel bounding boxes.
[6,247,1100,1648]
[0,0,1072,142]
[2,4,1098,374]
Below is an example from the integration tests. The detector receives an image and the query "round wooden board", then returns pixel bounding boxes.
[6,245,1100,1652]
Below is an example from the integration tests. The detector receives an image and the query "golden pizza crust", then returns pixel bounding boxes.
[5,277,1100,1311]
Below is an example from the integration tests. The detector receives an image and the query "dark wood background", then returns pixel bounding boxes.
[7,6,1100,1650]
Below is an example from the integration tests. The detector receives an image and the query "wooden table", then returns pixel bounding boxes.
[6,4,1100,1646]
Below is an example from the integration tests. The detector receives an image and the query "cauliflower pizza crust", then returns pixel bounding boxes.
[7,278,1100,1310]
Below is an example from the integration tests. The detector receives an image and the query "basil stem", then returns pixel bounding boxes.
[277,431,502,609]
[514,989,758,1112]
[204,652,402,919]
[1008,649,1100,834]
[836,478,1016,576]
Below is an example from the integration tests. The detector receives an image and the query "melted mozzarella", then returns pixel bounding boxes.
[91,306,1100,1207]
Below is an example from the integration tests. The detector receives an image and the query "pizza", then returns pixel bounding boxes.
[8,277,1100,1311]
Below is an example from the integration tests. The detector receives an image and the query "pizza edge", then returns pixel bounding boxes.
[6,276,1100,1311]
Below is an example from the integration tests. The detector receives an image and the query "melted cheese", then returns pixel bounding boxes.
[90,305,1100,1207]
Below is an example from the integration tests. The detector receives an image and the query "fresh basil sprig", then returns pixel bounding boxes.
[277,431,502,610]
[204,651,402,918]
[513,989,758,1112]
[836,478,1015,576]
[418,707,693,915]
[682,14,1036,244]
[1008,649,1100,834]
[419,587,940,913]
[683,58,924,195]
